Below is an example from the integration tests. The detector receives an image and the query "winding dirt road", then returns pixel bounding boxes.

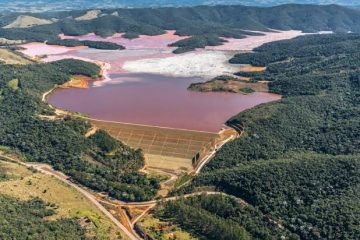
[0,155,139,240]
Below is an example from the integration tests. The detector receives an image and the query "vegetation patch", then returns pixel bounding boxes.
[0,161,123,239]
[188,75,267,94]
[0,194,88,239]
[170,35,227,53]
[173,173,192,188]
[0,48,32,65]
[138,215,198,240]
[7,78,19,90]
[47,39,125,50]
[239,87,255,94]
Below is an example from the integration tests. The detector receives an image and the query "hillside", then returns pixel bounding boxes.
[0,4,359,239]
[170,33,360,239]
[0,160,125,239]
[3,15,54,28]
[0,58,159,202]
[1,4,360,51]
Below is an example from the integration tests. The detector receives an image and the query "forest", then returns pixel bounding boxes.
[157,194,292,240]
[1,4,360,51]
[0,58,159,202]
[165,34,360,239]
[47,39,125,50]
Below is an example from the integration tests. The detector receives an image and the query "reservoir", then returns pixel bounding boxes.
[48,72,281,132]
[19,31,295,132]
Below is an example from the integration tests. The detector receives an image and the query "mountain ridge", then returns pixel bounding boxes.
[0,0,360,13]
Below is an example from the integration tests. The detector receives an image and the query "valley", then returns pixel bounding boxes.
[0,3,359,240]
[17,30,292,192]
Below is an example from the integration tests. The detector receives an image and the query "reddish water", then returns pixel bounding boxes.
[20,34,282,133]
[60,30,188,49]
[48,73,281,132]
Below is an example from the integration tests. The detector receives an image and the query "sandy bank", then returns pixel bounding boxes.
[240,65,267,72]
[122,30,310,78]
[60,75,91,89]
[123,51,241,79]
[205,30,307,51]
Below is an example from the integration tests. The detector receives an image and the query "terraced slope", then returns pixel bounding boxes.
[89,119,218,172]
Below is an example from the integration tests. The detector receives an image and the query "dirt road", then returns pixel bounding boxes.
[0,155,139,240]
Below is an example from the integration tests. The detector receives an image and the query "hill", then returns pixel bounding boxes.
[1,1,360,13]
[0,160,125,239]
[0,58,159,202]
[3,15,54,28]
[1,4,360,51]
[170,33,360,240]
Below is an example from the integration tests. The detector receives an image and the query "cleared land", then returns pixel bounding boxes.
[0,37,24,45]
[3,15,54,28]
[138,215,198,240]
[239,65,267,72]
[75,10,102,21]
[0,48,33,65]
[0,160,126,240]
[88,119,218,173]
[60,75,91,89]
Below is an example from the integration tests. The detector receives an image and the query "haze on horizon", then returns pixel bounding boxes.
[0,0,358,12]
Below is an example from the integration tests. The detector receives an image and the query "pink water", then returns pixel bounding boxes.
[48,73,281,132]
[59,30,188,49]
[20,33,283,132]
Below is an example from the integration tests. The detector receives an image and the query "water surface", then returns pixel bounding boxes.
[49,73,281,132]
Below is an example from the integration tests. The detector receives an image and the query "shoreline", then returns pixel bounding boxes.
[32,30,296,133]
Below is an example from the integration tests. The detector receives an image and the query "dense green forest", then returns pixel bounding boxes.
[47,39,125,50]
[170,35,228,53]
[1,4,360,51]
[0,194,87,239]
[157,194,292,240]
[0,59,159,201]
[167,34,360,239]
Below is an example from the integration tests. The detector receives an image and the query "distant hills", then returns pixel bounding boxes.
[0,0,360,12]
[1,4,360,53]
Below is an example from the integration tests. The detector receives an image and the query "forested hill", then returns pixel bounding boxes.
[0,58,159,202]
[169,34,360,239]
[1,4,360,44]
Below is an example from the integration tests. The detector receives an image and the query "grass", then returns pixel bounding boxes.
[146,154,193,172]
[75,10,101,21]
[0,48,33,65]
[7,79,19,90]
[0,160,126,240]
[239,87,255,94]
[174,174,193,188]
[3,15,53,28]
[139,215,197,240]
